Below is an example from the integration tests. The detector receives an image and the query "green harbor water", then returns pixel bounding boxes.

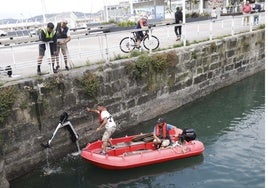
[11,71,265,188]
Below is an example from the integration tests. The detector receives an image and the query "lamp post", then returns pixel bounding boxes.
[200,0,204,14]
[129,0,133,15]
[104,0,109,22]
[182,0,186,24]
[20,13,25,32]
[40,0,47,24]
[182,0,186,46]
[154,0,157,19]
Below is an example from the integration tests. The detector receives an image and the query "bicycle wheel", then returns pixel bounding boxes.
[143,35,159,51]
[119,37,136,53]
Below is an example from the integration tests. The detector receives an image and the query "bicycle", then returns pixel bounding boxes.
[119,29,160,53]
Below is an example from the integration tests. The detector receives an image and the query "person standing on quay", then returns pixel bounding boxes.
[211,7,217,22]
[242,1,252,26]
[55,19,71,72]
[37,22,57,75]
[174,7,183,41]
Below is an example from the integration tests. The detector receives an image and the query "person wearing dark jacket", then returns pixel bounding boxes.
[174,7,183,41]
[55,20,71,72]
[37,22,57,75]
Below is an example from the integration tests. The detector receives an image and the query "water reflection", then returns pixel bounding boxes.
[89,155,204,187]
[201,106,265,188]
[128,71,265,145]
[11,71,265,188]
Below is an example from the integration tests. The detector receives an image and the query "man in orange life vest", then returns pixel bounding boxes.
[153,118,176,148]
[86,103,116,154]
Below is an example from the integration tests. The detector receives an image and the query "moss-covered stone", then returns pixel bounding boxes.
[80,71,100,98]
[0,86,17,126]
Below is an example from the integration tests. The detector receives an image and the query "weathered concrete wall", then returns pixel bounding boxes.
[0,30,264,182]
[0,159,9,188]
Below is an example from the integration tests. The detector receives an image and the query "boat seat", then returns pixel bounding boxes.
[113,141,145,148]
[122,149,153,156]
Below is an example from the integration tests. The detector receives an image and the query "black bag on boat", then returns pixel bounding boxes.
[180,128,197,142]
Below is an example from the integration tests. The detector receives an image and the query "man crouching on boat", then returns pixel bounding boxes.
[86,103,116,154]
[153,118,176,149]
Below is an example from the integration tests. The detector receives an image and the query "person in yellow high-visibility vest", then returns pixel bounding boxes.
[37,22,57,75]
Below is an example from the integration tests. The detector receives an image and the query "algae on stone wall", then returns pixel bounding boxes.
[79,71,100,98]
[0,86,17,126]
[1,30,264,182]
[124,51,178,91]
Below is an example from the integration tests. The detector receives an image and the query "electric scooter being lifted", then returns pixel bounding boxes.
[41,112,80,155]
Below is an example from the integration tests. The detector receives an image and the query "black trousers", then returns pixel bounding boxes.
[174,25,182,36]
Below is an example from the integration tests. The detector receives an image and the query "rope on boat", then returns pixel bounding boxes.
[172,144,186,154]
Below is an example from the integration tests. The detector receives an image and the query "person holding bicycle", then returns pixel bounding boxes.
[135,16,149,49]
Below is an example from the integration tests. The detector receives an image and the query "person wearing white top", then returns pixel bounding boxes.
[86,103,116,154]
[211,7,217,22]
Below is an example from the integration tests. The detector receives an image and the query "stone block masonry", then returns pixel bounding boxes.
[0,30,264,183]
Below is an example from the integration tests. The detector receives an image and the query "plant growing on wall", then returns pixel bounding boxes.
[241,41,250,51]
[210,42,217,53]
[126,52,178,80]
[0,86,17,125]
[125,51,178,90]
[133,54,151,80]
[80,71,100,98]
[117,20,136,27]
[151,53,168,73]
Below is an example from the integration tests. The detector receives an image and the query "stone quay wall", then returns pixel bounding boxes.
[0,29,264,184]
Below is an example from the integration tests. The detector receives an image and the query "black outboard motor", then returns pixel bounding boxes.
[180,128,197,143]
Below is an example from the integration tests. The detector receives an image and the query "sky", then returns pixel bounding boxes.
[0,0,120,19]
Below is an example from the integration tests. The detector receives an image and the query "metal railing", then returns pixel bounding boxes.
[0,12,265,79]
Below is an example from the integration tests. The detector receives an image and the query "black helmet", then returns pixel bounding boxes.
[156,118,165,124]
[47,22,54,29]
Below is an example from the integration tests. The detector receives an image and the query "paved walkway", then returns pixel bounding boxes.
[0,13,265,82]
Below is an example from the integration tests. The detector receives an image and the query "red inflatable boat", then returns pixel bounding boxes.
[81,128,204,169]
